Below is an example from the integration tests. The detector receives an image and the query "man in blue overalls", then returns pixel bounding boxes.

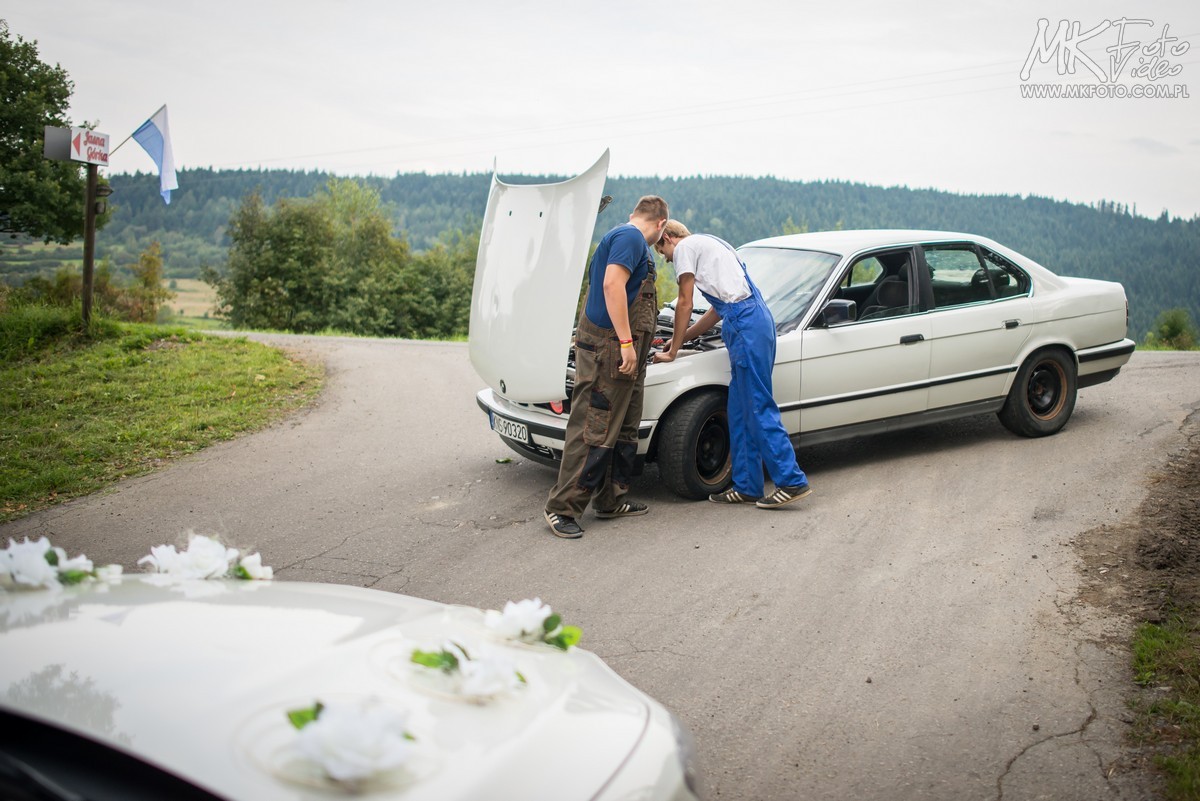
[653,220,812,508]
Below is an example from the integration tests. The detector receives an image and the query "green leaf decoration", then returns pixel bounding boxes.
[44,550,59,567]
[411,649,460,673]
[232,564,252,580]
[59,570,91,585]
[542,613,562,633]
[286,701,325,730]
[560,625,582,647]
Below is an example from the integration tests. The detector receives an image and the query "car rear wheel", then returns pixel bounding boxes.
[998,348,1077,437]
[657,390,733,499]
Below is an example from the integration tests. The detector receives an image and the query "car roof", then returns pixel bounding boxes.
[741,229,991,256]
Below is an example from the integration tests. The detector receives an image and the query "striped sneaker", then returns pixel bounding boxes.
[755,484,812,509]
[594,501,649,519]
[545,510,584,538]
[708,489,760,504]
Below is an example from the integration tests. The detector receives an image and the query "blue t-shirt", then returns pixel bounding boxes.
[583,223,653,329]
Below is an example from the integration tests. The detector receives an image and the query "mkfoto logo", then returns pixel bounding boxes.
[1019,18,1190,99]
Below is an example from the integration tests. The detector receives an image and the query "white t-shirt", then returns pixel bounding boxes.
[672,235,751,303]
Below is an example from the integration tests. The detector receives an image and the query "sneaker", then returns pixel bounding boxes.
[594,501,649,519]
[708,489,760,504]
[545,510,583,538]
[755,484,812,509]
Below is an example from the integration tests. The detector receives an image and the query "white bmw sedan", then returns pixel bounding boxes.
[471,153,1135,499]
[0,576,700,801]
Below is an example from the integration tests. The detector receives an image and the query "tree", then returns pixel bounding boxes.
[0,20,102,243]
[1145,308,1197,350]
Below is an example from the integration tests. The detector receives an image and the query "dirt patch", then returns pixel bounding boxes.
[1076,414,1200,621]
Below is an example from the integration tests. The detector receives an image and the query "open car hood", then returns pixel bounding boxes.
[468,151,610,403]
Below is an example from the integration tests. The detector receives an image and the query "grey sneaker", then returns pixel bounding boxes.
[545,510,583,538]
[756,484,812,509]
[594,501,649,519]
[708,489,760,504]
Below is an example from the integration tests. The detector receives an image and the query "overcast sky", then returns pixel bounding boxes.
[6,0,1198,219]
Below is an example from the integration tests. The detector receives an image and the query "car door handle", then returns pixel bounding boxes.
[1004,319,1020,329]
[899,334,925,345]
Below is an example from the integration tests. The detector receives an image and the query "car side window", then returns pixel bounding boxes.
[842,256,883,288]
[978,247,1031,298]
[924,245,990,309]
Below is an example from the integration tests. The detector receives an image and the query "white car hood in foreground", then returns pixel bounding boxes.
[0,577,687,801]
[468,151,610,403]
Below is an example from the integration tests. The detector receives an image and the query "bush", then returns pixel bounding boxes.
[0,300,122,362]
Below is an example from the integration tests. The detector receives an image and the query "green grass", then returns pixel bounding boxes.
[0,306,323,522]
[1131,610,1200,800]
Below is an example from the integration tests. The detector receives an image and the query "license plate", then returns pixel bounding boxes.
[491,414,529,444]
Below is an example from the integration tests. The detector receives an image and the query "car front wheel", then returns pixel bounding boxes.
[656,390,733,499]
[998,348,1077,437]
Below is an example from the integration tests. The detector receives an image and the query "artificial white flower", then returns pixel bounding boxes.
[138,533,237,579]
[94,564,123,582]
[2,537,61,590]
[294,699,414,782]
[458,655,523,697]
[53,547,94,575]
[238,552,273,580]
[484,598,552,642]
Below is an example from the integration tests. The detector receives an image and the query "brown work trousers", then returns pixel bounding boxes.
[546,276,657,519]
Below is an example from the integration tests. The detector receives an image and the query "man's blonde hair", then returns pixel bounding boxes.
[632,195,669,221]
[663,220,691,238]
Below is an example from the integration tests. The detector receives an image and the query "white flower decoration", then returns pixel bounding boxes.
[138,533,237,579]
[294,699,414,783]
[458,655,523,698]
[484,598,552,642]
[53,547,93,575]
[2,538,62,590]
[94,564,124,582]
[237,552,273,580]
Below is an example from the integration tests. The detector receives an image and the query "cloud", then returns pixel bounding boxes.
[1126,137,1181,156]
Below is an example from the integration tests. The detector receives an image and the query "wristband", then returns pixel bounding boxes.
[620,342,633,349]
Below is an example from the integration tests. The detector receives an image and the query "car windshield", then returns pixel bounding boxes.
[666,246,841,330]
[739,246,841,327]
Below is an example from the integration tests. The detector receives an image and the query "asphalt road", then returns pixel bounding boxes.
[6,338,1199,801]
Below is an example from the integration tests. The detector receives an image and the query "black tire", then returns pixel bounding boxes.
[656,390,733,499]
[998,348,1077,437]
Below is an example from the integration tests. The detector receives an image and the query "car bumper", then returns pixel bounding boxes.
[476,389,656,464]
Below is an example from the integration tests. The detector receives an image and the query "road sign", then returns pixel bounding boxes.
[70,127,109,166]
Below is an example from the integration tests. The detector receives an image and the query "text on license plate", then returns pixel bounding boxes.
[492,415,529,443]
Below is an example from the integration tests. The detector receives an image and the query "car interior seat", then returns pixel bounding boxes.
[860,262,911,319]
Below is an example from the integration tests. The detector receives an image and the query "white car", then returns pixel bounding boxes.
[0,576,700,801]
[470,152,1135,499]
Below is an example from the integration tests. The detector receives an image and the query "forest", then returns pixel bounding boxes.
[1,166,1196,340]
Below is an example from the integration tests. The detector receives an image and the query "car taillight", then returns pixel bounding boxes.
[550,400,564,415]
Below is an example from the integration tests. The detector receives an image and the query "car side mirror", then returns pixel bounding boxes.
[817,299,856,327]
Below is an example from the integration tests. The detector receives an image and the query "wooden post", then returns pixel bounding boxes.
[81,163,98,325]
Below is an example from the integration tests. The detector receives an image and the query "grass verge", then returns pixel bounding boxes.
[1131,609,1200,799]
[0,307,322,522]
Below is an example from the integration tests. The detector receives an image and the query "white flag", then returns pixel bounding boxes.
[131,105,178,204]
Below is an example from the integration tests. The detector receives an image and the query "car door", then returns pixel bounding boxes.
[468,151,610,403]
[795,248,932,436]
[920,242,1034,411]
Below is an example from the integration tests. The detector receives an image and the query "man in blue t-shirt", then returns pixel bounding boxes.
[544,196,669,539]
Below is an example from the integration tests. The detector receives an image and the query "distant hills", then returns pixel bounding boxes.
[2,167,1196,340]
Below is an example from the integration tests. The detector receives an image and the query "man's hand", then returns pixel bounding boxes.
[619,345,638,376]
[652,349,676,364]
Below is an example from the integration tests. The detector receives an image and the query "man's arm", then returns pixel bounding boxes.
[602,263,639,376]
[653,272,694,363]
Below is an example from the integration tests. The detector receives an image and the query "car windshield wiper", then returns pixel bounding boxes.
[0,750,87,801]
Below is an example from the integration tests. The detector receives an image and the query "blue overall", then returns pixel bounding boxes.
[700,256,808,498]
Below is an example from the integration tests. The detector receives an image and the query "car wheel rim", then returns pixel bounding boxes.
[1027,361,1066,419]
[696,412,730,481]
